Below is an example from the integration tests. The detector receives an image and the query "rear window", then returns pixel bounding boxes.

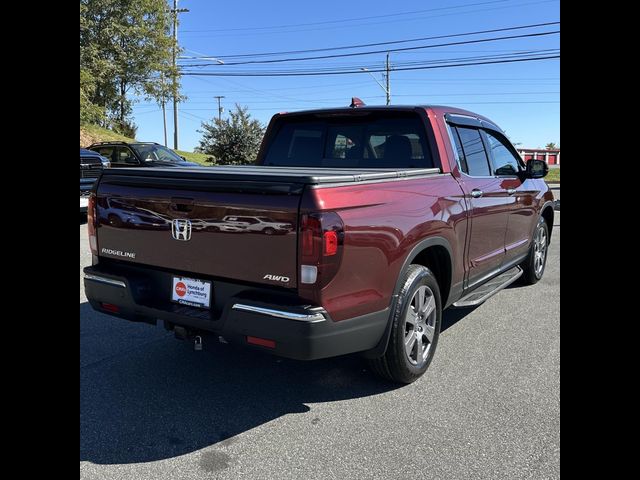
[261,112,433,168]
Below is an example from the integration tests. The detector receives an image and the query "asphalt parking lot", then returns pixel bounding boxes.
[80,195,560,480]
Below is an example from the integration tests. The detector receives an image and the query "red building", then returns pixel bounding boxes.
[517,148,560,165]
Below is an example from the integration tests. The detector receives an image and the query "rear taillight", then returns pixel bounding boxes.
[87,193,98,255]
[299,212,344,289]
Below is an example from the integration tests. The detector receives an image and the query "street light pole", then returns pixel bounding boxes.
[385,52,391,106]
[360,53,391,105]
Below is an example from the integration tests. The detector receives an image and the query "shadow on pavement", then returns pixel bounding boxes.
[80,302,397,464]
[80,301,476,465]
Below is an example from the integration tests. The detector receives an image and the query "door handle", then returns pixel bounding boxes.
[470,189,483,198]
[506,188,517,195]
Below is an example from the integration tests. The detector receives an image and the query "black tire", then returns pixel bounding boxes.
[520,217,549,285]
[368,265,442,384]
[263,227,276,235]
[108,214,123,228]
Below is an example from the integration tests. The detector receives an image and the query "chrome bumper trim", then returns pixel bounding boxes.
[84,273,126,288]
[231,304,326,323]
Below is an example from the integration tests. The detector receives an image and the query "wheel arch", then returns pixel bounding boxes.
[394,237,454,307]
[363,236,454,359]
[540,201,554,240]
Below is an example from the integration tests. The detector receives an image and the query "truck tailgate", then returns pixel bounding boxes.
[94,171,302,289]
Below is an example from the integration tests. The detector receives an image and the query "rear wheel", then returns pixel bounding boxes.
[520,217,549,285]
[368,265,441,384]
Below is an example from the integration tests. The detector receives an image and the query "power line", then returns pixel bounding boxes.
[133,92,559,106]
[179,31,559,67]
[180,101,560,113]
[181,49,559,74]
[180,54,560,77]
[185,21,559,60]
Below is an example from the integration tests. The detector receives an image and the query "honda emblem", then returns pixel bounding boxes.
[171,219,192,241]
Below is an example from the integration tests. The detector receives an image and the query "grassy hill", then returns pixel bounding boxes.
[80,124,210,165]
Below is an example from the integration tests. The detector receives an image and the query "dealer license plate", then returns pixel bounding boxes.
[171,276,212,309]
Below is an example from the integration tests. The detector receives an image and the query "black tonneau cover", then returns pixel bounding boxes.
[100,165,441,185]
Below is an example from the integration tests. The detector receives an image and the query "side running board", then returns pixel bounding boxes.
[453,266,523,308]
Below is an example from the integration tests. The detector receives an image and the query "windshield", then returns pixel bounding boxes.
[260,112,433,169]
[131,144,185,163]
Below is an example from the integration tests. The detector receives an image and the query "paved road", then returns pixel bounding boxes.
[80,200,560,479]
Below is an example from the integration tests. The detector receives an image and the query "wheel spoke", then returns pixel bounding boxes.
[415,334,424,361]
[405,310,418,327]
[421,294,435,318]
[405,331,417,358]
[415,287,425,312]
[423,324,435,343]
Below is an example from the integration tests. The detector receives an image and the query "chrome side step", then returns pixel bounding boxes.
[453,266,523,308]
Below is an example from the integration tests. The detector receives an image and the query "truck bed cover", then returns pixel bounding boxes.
[100,165,441,185]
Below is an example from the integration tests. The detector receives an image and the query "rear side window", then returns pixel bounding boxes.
[93,147,114,161]
[454,127,491,177]
[262,113,433,168]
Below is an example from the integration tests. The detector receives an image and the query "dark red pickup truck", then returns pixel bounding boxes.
[84,105,554,383]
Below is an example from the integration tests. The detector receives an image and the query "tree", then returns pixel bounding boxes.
[80,0,176,133]
[197,105,265,165]
[80,68,104,125]
[545,142,559,150]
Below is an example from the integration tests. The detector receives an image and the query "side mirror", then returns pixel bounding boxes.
[180,155,186,161]
[526,159,548,179]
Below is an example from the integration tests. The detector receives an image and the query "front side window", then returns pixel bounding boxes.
[483,131,521,176]
[455,127,491,177]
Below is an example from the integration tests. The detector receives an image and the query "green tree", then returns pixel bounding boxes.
[197,105,266,165]
[80,68,104,125]
[545,142,559,150]
[80,0,177,133]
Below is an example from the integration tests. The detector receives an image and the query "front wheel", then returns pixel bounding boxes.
[520,217,549,285]
[368,265,442,384]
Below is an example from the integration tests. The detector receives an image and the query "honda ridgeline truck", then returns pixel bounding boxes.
[83,104,554,383]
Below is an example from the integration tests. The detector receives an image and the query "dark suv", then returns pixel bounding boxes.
[87,141,200,168]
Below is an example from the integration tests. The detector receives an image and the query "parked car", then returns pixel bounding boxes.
[190,219,247,233]
[87,141,200,168]
[222,215,294,234]
[99,198,171,229]
[83,104,554,384]
[80,148,110,213]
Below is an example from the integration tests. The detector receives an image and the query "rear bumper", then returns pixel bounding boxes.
[83,264,388,360]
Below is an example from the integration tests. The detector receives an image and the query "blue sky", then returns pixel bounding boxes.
[131,0,560,152]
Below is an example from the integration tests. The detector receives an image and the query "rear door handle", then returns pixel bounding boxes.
[470,189,483,198]
[506,188,517,195]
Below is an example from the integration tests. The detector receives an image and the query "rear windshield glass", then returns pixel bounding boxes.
[260,112,434,168]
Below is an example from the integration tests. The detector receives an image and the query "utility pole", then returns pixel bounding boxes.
[171,0,189,150]
[162,99,168,146]
[214,95,225,122]
[385,52,391,105]
[161,74,168,146]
